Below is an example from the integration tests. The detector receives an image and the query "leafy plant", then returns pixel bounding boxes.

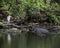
[0,0,60,25]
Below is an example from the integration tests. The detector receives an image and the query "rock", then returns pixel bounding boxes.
[11,28,18,30]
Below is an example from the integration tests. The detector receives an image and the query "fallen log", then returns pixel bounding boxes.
[3,23,28,29]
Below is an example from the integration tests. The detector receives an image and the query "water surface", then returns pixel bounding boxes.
[0,31,60,48]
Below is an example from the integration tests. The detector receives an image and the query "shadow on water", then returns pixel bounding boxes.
[0,31,60,48]
[27,32,60,48]
[0,36,4,48]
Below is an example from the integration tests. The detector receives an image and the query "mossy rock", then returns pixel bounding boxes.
[0,22,4,25]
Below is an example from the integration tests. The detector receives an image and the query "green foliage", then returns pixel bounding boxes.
[47,13,60,24]
[0,0,60,24]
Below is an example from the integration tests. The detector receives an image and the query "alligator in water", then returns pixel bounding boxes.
[29,26,60,37]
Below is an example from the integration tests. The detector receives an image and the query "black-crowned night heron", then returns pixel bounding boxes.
[7,15,12,23]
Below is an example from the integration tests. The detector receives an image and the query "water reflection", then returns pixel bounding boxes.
[0,32,60,48]
[7,34,11,43]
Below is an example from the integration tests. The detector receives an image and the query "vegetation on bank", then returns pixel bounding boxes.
[0,0,60,26]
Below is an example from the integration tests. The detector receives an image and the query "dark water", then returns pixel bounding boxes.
[0,32,60,48]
